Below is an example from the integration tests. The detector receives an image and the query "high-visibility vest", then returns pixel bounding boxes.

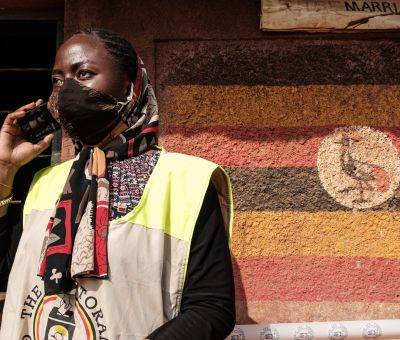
[0,150,233,340]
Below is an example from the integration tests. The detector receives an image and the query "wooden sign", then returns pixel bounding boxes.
[261,0,400,31]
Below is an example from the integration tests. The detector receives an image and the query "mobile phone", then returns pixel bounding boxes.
[17,103,60,144]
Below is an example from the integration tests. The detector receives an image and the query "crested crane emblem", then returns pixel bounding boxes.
[317,126,400,209]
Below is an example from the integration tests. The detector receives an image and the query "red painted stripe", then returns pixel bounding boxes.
[233,256,400,302]
[161,126,400,168]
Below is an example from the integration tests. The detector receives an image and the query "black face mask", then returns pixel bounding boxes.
[49,78,126,145]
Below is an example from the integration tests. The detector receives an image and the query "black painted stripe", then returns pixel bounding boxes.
[156,40,400,86]
[227,167,400,212]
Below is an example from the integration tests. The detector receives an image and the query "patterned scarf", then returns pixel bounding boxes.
[38,58,159,295]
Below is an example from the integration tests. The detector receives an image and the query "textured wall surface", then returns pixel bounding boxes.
[156,40,400,324]
[64,0,400,325]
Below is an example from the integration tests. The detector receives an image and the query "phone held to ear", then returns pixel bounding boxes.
[17,103,61,144]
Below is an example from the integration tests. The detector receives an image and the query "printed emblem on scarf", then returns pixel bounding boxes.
[21,284,108,340]
[317,126,400,209]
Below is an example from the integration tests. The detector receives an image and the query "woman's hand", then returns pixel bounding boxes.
[0,99,53,216]
[0,99,54,173]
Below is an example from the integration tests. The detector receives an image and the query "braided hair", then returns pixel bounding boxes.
[73,28,138,82]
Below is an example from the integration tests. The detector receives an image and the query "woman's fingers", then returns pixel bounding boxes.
[17,101,37,112]
[6,110,26,122]
[3,102,36,126]
[2,99,45,135]
[33,133,54,152]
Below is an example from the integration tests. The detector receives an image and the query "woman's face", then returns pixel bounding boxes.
[51,34,130,101]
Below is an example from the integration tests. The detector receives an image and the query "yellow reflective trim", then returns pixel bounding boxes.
[211,166,234,245]
[24,151,234,243]
[23,160,73,221]
[111,150,222,241]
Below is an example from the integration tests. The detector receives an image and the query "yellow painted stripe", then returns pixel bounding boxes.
[231,211,400,257]
[236,300,400,324]
[161,85,400,127]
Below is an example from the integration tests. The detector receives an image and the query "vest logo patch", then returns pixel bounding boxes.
[21,285,108,340]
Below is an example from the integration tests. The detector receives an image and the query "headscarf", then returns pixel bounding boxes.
[38,58,159,295]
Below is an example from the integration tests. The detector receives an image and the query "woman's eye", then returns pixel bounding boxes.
[52,77,64,87]
[78,70,94,79]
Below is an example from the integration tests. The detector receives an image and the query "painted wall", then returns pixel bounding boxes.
[64,0,400,324]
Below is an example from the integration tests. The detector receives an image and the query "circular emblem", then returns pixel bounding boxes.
[229,327,246,340]
[294,325,314,340]
[362,322,382,339]
[328,324,348,340]
[317,126,400,209]
[260,326,280,340]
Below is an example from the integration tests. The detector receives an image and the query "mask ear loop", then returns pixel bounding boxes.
[126,82,134,101]
[116,58,143,111]
[116,83,134,112]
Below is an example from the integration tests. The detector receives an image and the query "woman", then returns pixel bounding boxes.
[0,28,235,339]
